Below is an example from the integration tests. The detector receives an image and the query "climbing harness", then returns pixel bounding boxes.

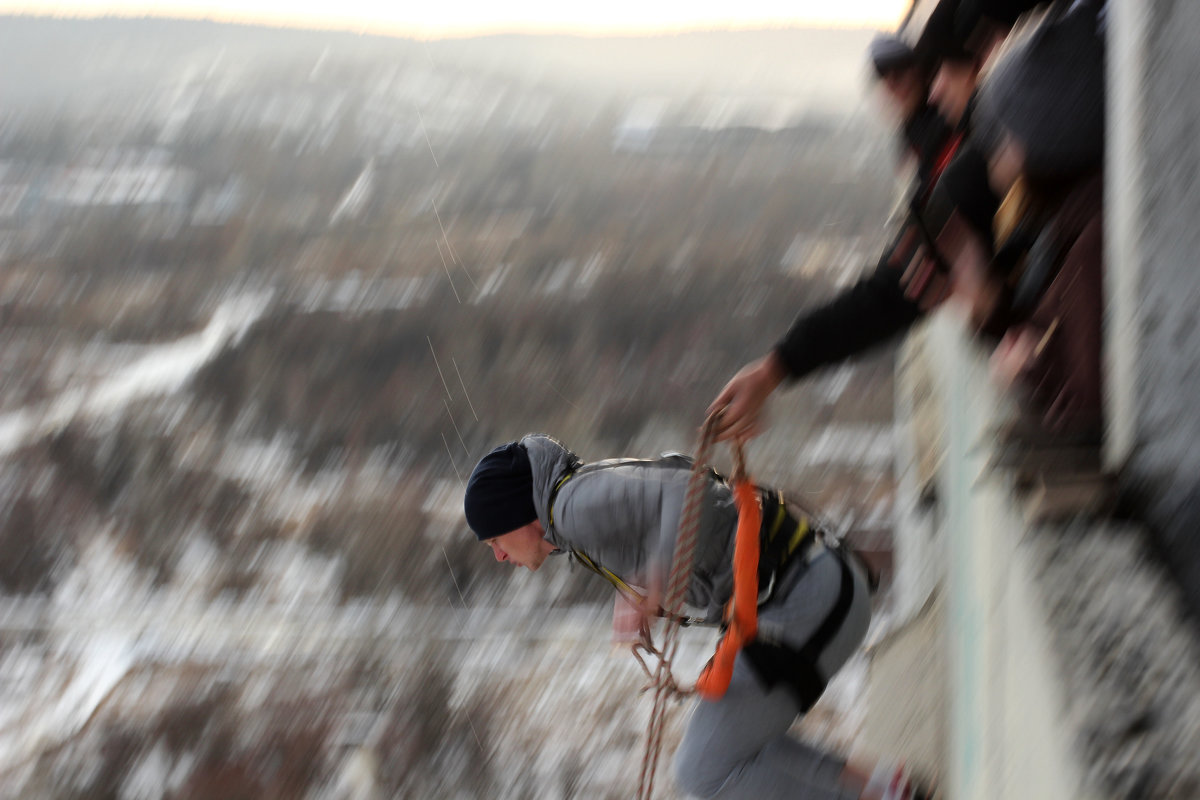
[629,421,864,799]
[741,546,857,713]
[546,417,845,800]
[692,447,759,701]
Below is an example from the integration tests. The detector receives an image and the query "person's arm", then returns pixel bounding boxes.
[773,258,924,378]
[993,217,1104,434]
[711,251,924,442]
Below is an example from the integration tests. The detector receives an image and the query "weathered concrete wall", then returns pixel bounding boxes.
[928,316,1096,800]
[852,325,954,782]
[871,2,1200,792]
[1107,0,1200,618]
[1027,521,1200,799]
[856,593,948,782]
[891,328,945,624]
[883,315,1200,800]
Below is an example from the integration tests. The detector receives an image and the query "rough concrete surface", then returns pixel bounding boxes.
[854,593,948,785]
[1114,0,1200,620]
[1027,521,1200,799]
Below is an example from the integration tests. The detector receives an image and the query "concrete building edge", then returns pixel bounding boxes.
[1103,0,1147,471]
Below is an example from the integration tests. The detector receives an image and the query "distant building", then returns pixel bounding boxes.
[44,148,192,209]
[612,98,668,153]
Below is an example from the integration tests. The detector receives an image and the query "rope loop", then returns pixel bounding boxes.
[635,411,756,800]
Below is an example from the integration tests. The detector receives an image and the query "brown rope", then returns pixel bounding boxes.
[636,415,746,800]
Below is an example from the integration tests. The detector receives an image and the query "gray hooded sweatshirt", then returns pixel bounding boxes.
[523,433,739,623]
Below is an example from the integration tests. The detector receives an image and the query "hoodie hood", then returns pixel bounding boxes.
[520,433,583,542]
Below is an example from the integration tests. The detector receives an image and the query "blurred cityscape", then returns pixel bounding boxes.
[0,18,906,798]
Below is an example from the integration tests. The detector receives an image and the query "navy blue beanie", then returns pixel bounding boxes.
[869,33,918,77]
[464,441,538,540]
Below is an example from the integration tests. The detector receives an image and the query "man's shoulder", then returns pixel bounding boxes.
[573,453,696,480]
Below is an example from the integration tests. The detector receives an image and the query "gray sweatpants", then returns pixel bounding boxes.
[673,546,872,800]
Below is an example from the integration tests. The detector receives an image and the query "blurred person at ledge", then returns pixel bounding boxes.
[709,0,1107,444]
[463,434,933,800]
[974,0,1107,439]
[708,0,998,443]
[907,143,1004,340]
[868,32,951,201]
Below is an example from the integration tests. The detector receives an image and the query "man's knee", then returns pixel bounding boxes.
[673,738,731,799]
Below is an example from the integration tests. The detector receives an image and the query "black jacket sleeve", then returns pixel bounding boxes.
[772,245,924,380]
[770,102,963,381]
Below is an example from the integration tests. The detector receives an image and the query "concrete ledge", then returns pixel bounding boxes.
[896,317,1200,799]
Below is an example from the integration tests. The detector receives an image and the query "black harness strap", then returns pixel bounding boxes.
[742,548,857,712]
[756,490,811,597]
[798,550,856,665]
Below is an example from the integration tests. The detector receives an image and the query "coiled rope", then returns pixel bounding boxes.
[635,415,760,800]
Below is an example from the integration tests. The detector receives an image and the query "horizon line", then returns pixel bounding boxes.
[0,9,901,42]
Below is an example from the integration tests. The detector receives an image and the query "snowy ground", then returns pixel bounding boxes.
[0,290,907,798]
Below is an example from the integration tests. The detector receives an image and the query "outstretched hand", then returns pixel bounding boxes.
[611,573,662,646]
[611,591,652,645]
[707,352,787,443]
[990,327,1038,389]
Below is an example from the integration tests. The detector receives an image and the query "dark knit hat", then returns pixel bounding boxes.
[975,3,1105,180]
[956,0,1042,41]
[914,0,977,66]
[870,33,919,76]
[464,441,538,540]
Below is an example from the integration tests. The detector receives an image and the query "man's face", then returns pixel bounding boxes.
[929,60,978,126]
[879,67,926,122]
[485,520,555,571]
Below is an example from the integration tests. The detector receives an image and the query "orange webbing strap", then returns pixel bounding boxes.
[694,476,761,700]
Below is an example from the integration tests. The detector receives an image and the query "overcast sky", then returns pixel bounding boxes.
[3,0,909,37]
